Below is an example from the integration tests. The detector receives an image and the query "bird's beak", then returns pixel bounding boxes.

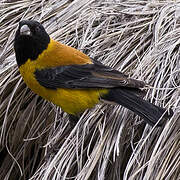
[20,24,31,36]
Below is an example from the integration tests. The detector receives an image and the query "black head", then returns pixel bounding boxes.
[14,20,50,67]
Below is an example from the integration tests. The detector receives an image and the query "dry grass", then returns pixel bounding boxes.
[0,0,179,180]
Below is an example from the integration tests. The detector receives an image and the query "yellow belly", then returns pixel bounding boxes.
[53,88,108,115]
[22,78,107,115]
[19,62,108,115]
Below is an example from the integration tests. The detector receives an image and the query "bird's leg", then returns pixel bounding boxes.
[68,114,80,127]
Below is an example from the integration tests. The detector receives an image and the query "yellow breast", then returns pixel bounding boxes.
[19,62,108,115]
[19,39,108,115]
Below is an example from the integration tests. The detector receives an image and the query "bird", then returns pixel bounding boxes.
[14,20,173,126]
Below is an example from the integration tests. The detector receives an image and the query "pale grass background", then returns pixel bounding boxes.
[0,0,179,180]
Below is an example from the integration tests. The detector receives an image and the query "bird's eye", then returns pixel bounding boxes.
[35,26,41,33]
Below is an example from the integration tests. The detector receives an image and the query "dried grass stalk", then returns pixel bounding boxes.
[0,0,179,180]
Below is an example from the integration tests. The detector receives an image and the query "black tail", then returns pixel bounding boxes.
[102,88,173,126]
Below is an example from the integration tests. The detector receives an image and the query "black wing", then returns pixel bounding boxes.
[34,60,145,89]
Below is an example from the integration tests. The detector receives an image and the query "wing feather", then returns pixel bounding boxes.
[34,60,145,89]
